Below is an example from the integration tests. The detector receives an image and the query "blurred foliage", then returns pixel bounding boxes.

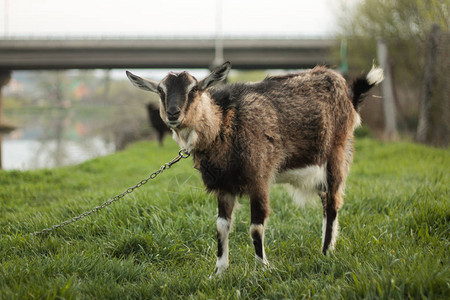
[333,0,449,146]
[3,96,27,109]
[354,124,374,139]
[335,0,448,79]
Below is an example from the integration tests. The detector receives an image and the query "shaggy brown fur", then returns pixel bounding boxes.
[126,62,383,275]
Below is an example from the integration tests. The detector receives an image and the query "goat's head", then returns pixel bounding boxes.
[126,62,231,129]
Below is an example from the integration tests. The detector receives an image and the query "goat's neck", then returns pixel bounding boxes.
[173,92,222,152]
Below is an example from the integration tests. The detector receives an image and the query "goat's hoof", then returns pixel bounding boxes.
[210,265,228,279]
[208,268,226,280]
[256,256,270,269]
[322,244,336,255]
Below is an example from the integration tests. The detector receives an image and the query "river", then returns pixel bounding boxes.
[1,108,119,170]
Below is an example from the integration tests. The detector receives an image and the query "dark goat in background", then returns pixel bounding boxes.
[146,103,171,146]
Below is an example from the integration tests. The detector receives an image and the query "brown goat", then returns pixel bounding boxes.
[126,62,383,275]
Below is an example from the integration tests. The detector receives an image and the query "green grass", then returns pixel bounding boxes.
[0,138,449,299]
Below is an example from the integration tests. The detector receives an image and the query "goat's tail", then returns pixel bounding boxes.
[351,65,384,110]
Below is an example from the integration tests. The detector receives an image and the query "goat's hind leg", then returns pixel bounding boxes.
[214,192,236,275]
[321,186,341,254]
[322,147,348,255]
[321,190,339,255]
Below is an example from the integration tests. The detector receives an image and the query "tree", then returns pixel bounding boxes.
[377,38,399,140]
[416,24,442,143]
[334,0,449,145]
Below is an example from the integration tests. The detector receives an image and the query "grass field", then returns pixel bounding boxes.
[0,138,448,299]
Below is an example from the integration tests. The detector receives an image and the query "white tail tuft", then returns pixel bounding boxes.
[367,65,384,86]
[353,113,362,131]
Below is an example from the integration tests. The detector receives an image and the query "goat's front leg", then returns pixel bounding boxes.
[249,189,270,266]
[214,192,236,276]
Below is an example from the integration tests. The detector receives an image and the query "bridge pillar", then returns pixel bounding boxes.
[0,69,12,169]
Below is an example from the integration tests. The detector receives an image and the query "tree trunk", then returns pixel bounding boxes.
[0,70,12,170]
[376,38,399,141]
[416,24,441,143]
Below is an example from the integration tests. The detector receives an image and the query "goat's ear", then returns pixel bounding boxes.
[126,71,159,93]
[198,61,231,90]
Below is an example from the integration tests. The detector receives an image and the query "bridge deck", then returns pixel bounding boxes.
[0,38,335,70]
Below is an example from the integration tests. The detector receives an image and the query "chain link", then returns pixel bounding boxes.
[32,149,190,236]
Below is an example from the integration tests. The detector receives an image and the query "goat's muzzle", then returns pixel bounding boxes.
[166,107,182,128]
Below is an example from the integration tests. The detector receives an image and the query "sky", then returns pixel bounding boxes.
[1,0,341,38]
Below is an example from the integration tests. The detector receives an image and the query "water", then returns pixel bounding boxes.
[1,108,117,171]
[2,137,114,170]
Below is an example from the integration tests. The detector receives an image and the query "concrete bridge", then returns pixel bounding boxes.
[0,38,336,70]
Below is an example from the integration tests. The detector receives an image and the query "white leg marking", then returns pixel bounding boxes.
[329,215,339,251]
[249,224,269,267]
[215,217,231,275]
[322,215,339,252]
[321,216,326,250]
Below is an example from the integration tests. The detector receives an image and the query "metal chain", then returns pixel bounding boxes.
[32,149,190,236]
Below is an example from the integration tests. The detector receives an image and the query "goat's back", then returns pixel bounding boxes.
[209,66,356,171]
